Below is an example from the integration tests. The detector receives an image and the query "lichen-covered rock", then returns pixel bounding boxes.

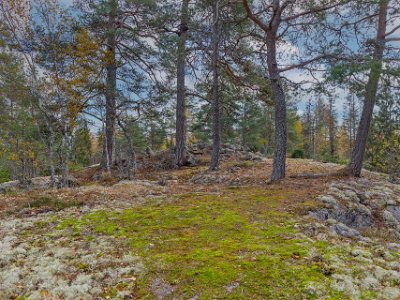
[0,180,19,193]
[329,223,361,238]
[190,173,229,185]
[151,278,176,300]
[382,287,400,300]
[331,274,360,299]
[383,210,400,229]
[318,195,337,206]
[312,178,400,239]
[360,276,380,290]
[387,205,400,221]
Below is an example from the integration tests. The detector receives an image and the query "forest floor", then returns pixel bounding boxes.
[1,159,400,300]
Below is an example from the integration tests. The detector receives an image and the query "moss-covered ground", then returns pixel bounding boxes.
[54,187,348,299]
[4,160,399,299]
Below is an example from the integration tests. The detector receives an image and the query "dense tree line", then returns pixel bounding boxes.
[0,0,399,186]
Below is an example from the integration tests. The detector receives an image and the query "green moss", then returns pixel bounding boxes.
[360,290,379,299]
[76,262,90,271]
[52,188,352,298]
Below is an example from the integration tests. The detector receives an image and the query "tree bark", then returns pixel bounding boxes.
[210,1,221,171]
[103,0,118,169]
[348,0,388,177]
[266,32,287,182]
[60,134,70,188]
[48,131,56,188]
[102,118,112,175]
[117,118,137,179]
[328,97,336,157]
[175,0,190,167]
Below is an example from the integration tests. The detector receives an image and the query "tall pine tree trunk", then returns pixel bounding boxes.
[267,33,287,182]
[210,1,221,171]
[175,0,189,167]
[328,97,336,157]
[117,119,137,179]
[104,0,118,169]
[60,132,70,188]
[348,0,387,176]
[47,126,57,188]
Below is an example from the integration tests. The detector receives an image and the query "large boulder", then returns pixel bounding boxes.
[0,180,19,193]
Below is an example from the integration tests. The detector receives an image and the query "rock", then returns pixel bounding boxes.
[366,190,392,208]
[150,278,175,300]
[190,173,228,185]
[15,247,27,256]
[33,176,77,189]
[0,180,19,193]
[319,195,337,206]
[330,223,361,239]
[387,243,400,250]
[373,266,395,282]
[326,218,337,225]
[0,175,79,193]
[350,249,371,258]
[387,261,400,271]
[115,180,158,187]
[383,210,400,229]
[309,208,330,221]
[312,207,372,229]
[30,176,57,189]
[359,237,372,244]
[386,206,400,222]
[360,276,380,289]
[331,274,359,299]
[383,287,400,299]
[224,282,240,293]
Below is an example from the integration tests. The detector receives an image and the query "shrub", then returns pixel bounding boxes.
[291,149,305,159]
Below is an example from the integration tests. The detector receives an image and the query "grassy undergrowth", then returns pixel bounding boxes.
[25,196,84,211]
[54,187,350,299]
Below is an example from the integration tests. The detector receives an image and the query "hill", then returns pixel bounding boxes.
[0,159,399,299]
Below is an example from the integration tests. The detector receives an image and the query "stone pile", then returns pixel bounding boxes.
[141,143,266,170]
[311,178,400,239]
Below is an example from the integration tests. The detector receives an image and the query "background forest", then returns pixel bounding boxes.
[0,0,399,186]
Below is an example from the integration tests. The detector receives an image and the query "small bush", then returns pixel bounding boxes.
[291,149,305,159]
[0,168,11,183]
